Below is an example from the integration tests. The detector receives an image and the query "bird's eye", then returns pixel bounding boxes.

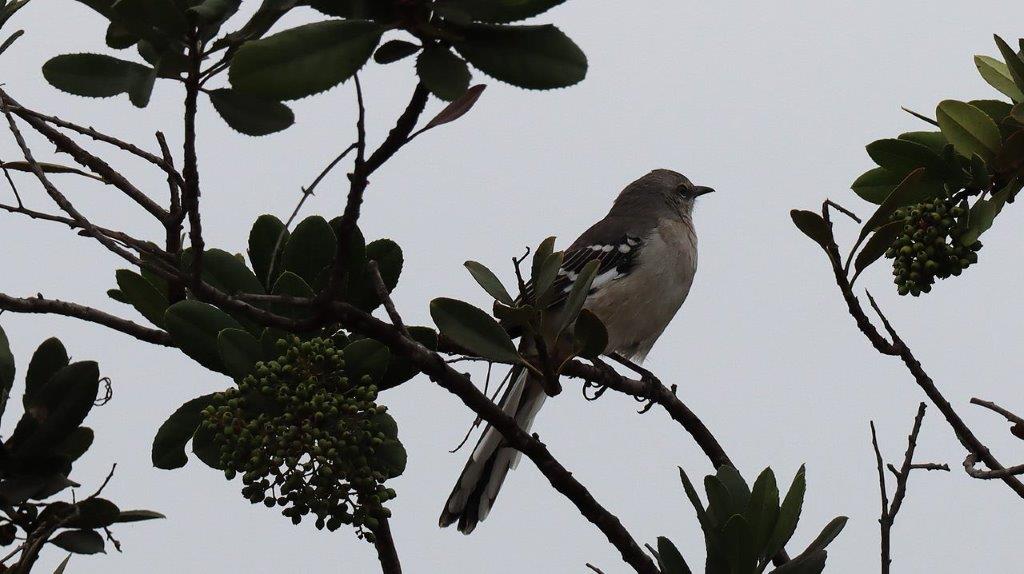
[676,184,692,197]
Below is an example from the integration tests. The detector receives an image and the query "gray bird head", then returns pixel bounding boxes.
[609,169,714,220]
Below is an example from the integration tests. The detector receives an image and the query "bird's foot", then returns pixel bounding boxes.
[608,353,661,414]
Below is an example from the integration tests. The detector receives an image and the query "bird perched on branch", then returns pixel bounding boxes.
[439,168,714,534]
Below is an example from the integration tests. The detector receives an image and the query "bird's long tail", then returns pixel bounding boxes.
[438,365,546,534]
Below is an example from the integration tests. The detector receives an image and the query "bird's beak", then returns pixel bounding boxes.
[693,186,715,197]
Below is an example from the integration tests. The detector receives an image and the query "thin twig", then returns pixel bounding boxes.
[815,200,1024,499]
[963,454,1024,479]
[367,260,408,336]
[7,103,184,188]
[970,398,1024,426]
[0,90,169,221]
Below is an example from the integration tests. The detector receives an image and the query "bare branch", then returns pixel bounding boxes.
[368,260,408,336]
[181,32,205,289]
[963,454,1024,479]
[8,103,184,189]
[0,293,173,346]
[0,90,169,221]
[970,397,1024,426]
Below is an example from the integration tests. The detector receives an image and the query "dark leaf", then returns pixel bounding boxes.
[229,19,384,100]
[936,99,1002,161]
[465,261,514,305]
[152,393,218,469]
[186,0,240,26]
[248,214,289,289]
[66,498,120,529]
[42,53,155,106]
[0,325,11,419]
[994,35,1024,94]
[865,138,951,178]
[184,248,265,296]
[435,0,567,23]
[190,424,223,469]
[764,465,806,559]
[347,238,403,312]
[851,167,902,205]
[270,271,315,319]
[453,23,586,90]
[0,161,105,181]
[678,466,710,531]
[722,514,757,573]
[373,39,419,64]
[53,427,94,464]
[655,536,691,574]
[770,549,827,574]
[217,328,262,380]
[790,210,833,253]
[51,529,105,555]
[53,555,71,574]
[859,168,940,239]
[897,131,948,154]
[572,308,607,360]
[419,84,486,133]
[380,326,437,390]
[164,300,243,373]
[746,468,780,557]
[853,220,902,279]
[115,269,169,328]
[703,474,731,527]
[532,251,563,303]
[801,516,848,555]
[209,88,294,136]
[558,259,599,334]
[430,297,520,363]
[342,338,391,382]
[282,215,336,288]
[975,54,1024,102]
[417,45,471,101]
[113,509,166,523]
[112,0,188,39]
[959,180,1014,245]
[25,337,68,410]
[16,361,100,453]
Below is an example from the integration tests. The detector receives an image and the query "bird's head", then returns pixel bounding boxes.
[612,168,714,219]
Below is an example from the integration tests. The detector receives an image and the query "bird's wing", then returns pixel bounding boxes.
[515,216,651,310]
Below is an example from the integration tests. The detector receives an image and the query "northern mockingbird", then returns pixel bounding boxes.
[439,169,713,534]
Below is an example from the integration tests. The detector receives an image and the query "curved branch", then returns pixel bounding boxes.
[816,205,1024,499]
[370,516,402,574]
[0,90,169,221]
[0,292,173,346]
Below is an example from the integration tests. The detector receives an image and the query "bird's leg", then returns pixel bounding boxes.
[608,353,660,413]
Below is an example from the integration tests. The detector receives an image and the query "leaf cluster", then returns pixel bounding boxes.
[653,465,847,574]
[42,0,587,135]
[0,326,163,567]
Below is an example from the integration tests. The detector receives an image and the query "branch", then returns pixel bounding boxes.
[0,293,173,346]
[0,90,169,221]
[560,360,733,469]
[370,515,402,574]
[367,260,408,336]
[318,301,658,574]
[181,31,204,289]
[963,454,1024,479]
[815,203,1024,499]
[970,397,1024,426]
[0,99,143,267]
[7,104,184,189]
[871,403,946,574]
[322,83,430,302]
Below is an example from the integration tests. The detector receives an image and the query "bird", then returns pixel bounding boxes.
[438,168,714,534]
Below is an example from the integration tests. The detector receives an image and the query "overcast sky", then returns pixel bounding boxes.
[3,1,1024,572]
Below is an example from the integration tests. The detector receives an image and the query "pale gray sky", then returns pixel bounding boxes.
[3,1,1024,572]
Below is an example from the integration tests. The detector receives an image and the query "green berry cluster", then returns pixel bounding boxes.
[200,336,399,541]
[885,198,981,296]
